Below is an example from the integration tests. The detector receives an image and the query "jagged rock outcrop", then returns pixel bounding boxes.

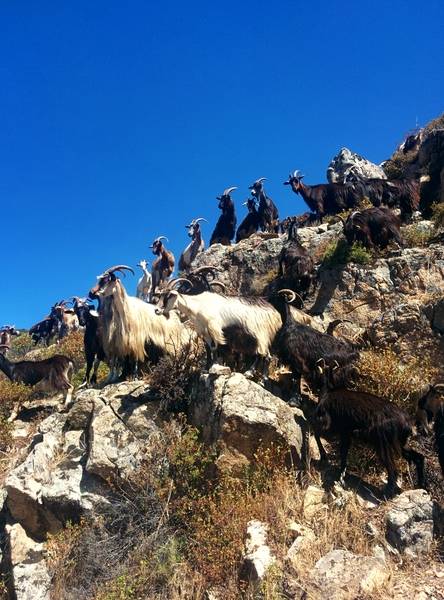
[5,382,159,541]
[1,382,162,599]
[189,366,307,473]
[327,147,387,183]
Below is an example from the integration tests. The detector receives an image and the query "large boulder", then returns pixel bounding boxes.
[4,381,159,540]
[327,147,386,183]
[189,368,307,474]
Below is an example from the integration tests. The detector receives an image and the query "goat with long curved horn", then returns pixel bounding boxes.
[210,186,237,246]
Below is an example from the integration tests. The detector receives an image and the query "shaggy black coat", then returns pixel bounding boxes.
[343,207,403,250]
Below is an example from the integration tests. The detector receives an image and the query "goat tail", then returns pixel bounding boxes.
[434,407,444,477]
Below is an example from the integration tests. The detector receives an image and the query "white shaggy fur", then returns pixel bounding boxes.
[96,278,194,363]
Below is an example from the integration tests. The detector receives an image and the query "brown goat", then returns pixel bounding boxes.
[150,236,175,301]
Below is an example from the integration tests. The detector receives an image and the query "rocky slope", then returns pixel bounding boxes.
[1,117,444,599]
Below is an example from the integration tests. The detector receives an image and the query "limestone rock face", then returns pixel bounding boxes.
[310,549,388,599]
[327,147,387,183]
[385,489,435,557]
[2,381,162,599]
[189,369,306,473]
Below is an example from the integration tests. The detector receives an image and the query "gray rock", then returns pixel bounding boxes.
[5,381,160,539]
[189,371,306,474]
[327,147,387,183]
[5,522,51,600]
[240,520,275,584]
[385,489,434,557]
[310,549,388,599]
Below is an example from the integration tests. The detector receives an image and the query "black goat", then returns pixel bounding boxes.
[416,383,444,477]
[284,170,362,222]
[348,176,420,222]
[236,198,261,242]
[310,386,425,497]
[172,266,226,295]
[279,212,313,233]
[72,297,106,386]
[338,207,403,250]
[29,315,59,346]
[269,290,359,390]
[0,353,74,419]
[278,218,314,294]
[210,187,237,245]
[249,178,279,232]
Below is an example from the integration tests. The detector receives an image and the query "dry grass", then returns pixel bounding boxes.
[355,348,438,413]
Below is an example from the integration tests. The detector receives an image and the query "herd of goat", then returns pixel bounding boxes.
[0,168,443,498]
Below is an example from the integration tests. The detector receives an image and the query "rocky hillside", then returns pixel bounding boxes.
[1,118,444,599]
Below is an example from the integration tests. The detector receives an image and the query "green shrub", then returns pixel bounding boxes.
[402,223,434,247]
[8,333,34,360]
[322,239,372,268]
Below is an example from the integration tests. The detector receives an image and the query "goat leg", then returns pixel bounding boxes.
[402,446,426,490]
[338,434,351,484]
[314,432,328,463]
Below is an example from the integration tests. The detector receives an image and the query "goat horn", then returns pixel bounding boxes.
[192,266,223,275]
[155,236,169,243]
[194,218,208,223]
[277,288,304,307]
[432,383,444,391]
[293,170,305,179]
[210,281,226,292]
[170,277,193,291]
[105,265,135,276]
[222,186,237,196]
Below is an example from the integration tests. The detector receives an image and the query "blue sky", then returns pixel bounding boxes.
[1,1,443,327]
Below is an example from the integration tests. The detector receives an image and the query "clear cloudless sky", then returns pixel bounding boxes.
[1,1,443,327]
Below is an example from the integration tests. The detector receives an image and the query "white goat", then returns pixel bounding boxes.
[89,265,195,381]
[136,260,152,302]
[156,289,280,377]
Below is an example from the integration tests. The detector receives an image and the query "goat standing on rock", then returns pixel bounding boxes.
[136,260,152,302]
[150,236,175,301]
[269,289,359,390]
[179,218,207,272]
[0,353,74,420]
[89,265,194,382]
[249,178,279,233]
[236,198,261,242]
[278,218,314,295]
[210,187,237,246]
[284,170,362,222]
[310,385,425,497]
